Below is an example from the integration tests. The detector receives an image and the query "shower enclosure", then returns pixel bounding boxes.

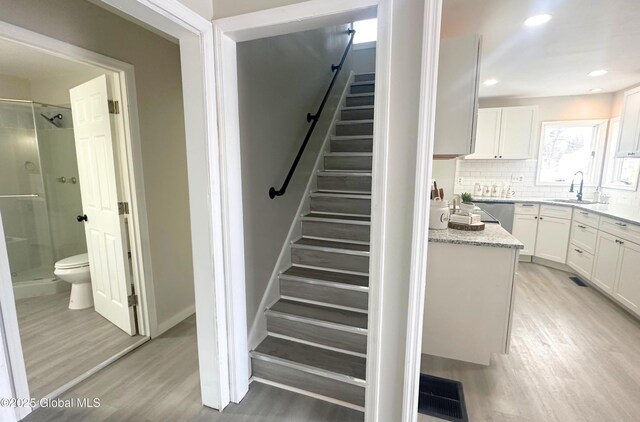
[0,99,86,297]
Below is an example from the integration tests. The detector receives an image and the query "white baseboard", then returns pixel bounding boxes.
[155,304,196,337]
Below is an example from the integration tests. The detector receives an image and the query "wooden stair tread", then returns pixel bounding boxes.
[293,237,369,252]
[253,336,366,381]
[282,266,369,288]
[269,298,367,329]
[303,213,370,223]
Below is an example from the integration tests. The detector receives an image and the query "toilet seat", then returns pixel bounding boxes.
[55,253,89,270]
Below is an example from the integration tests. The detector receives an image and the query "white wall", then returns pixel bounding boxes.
[177,0,213,19]
[236,24,353,330]
[449,94,615,200]
[29,69,105,106]
[0,74,31,100]
[1,0,195,333]
[353,46,376,74]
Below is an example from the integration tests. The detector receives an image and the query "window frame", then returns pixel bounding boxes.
[601,117,640,191]
[535,119,608,187]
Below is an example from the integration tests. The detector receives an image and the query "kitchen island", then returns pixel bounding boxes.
[423,224,523,365]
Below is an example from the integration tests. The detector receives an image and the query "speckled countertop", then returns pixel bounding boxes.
[428,223,524,249]
[472,197,640,226]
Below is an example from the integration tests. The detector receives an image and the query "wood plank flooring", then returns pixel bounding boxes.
[24,316,364,422]
[420,263,640,422]
[16,292,142,398]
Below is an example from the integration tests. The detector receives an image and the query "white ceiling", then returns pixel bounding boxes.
[442,0,640,99]
[0,38,102,81]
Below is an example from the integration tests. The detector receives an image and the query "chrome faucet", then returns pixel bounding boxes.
[570,171,584,201]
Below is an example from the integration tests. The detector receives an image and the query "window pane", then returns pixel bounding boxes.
[538,124,601,184]
[353,19,377,44]
[603,117,640,190]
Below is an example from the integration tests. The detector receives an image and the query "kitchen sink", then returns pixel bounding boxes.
[547,199,594,204]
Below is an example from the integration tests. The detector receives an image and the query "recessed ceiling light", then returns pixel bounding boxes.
[483,79,499,86]
[588,69,608,77]
[590,88,603,93]
[524,14,552,27]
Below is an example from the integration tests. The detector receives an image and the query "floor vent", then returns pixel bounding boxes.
[418,374,468,421]
[569,276,588,287]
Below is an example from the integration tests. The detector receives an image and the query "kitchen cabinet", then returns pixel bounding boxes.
[512,214,538,255]
[592,231,620,294]
[616,85,640,158]
[466,106,537,159]
[567,246,594,280]
[434,35,481,158]
[534,215,571,263]
[615,240,640,314]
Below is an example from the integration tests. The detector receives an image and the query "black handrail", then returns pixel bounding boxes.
[269,29,356,199]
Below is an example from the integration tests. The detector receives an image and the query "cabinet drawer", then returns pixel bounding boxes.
[599,217,640,245]
[573,209,600,228]
[540,204,573,220]
[570,221,597,254]
[567,244,594,280]
[514,203,539,215]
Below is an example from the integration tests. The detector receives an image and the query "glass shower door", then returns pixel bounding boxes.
[0,100,55,283]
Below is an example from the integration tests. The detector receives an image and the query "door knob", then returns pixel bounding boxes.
[77,214,88,222]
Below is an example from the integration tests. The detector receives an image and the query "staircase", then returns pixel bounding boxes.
[250,72,375,410]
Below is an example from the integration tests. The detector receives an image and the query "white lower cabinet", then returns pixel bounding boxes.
[534,216,571,263]
[567,244,594,280]
[512,214,538,255]
[614,240,640,314]
[592,231,620,294]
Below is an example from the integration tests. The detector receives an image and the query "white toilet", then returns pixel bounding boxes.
[54,253,93,310]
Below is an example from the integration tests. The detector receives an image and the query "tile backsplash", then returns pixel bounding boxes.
[454,159,598,200]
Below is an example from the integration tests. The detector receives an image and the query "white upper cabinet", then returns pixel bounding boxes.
[616,86,640,158]
[466,106,537,159]
[433,35,481,158]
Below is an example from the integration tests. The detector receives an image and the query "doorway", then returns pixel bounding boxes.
[0,29,152,408]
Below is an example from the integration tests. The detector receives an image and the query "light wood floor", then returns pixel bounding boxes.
[16,292,142,399]
[24,315,364,422]
[420,263,640,422]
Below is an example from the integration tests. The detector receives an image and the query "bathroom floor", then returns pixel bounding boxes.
[15,292,143,398]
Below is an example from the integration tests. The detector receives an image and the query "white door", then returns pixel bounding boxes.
[512,214,538,256]
[467,108,501,159]
[614,240,640,314]
[534,216,570,263]
[499,106,536,159]
[70,75,136,335]
[592,231,620,294]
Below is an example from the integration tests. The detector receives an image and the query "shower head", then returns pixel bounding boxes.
[40,113,63,127]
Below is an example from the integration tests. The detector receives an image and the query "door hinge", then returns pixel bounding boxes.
[118,201,129,215]
[128,293,138,307]
[108,99,120,115]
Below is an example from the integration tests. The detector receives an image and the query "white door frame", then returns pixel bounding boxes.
[401,1,442,421]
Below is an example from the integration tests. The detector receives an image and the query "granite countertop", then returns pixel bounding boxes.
[428,223,524,249]
[471,197,640,226]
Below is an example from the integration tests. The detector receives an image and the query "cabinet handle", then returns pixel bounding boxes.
[499,155,503,158]
[574,248,583,254]
[534,216,538,219]
[539,217,544,220]
[629,152,636,156]
[580,211,588,215]
[615,239,626,245]
[615,222,628,227]
[522,204,534,207]
[494,155,498,158]
[577,224,586,229]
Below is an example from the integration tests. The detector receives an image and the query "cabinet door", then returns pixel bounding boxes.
[466,108,501,159]
[434,36,481,157]
[616,88,640,158]
[614,240,640,314]
[498,106,537,159]
[512,214,538,255]
[534,216,570,263]
[592,231,621,294]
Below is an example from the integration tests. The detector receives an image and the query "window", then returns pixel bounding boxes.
[602,117,640,191]
[536,120,608,186]
[353,18,377,44]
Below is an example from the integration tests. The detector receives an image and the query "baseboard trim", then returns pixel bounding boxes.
[530,256,572,273]
[155,304,196,337]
